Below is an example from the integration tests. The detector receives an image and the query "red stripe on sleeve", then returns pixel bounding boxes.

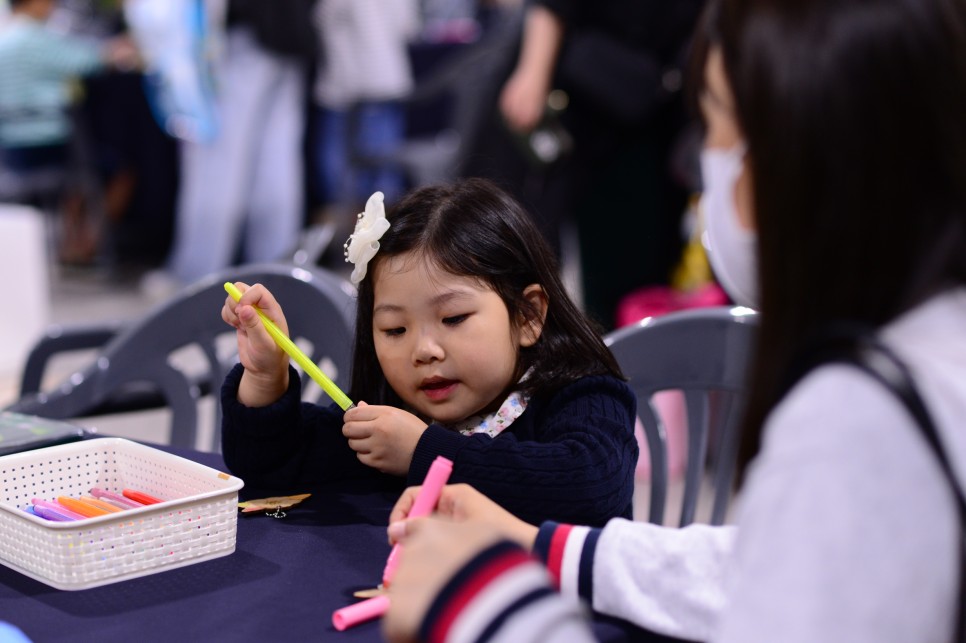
[428,548,534,643]
[545,524,573,590]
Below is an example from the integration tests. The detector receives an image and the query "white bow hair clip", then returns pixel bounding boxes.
[344,191,391,285]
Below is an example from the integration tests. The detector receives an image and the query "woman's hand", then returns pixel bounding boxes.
[221,281,290,406]
[382,517,509,643]
[498,4,563,132]
[382,486,539,640]
[499,67,550,132]
[342,402,427,475]
[388,483,539,549]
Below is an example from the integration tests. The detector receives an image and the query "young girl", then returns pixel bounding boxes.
[220,178,638,527]
[380,0,966,641]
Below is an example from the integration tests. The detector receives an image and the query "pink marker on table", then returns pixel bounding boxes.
[382,456,453,587]
[332,595,390,632]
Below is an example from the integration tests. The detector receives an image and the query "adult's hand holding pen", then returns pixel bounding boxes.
[383,485,540,641]
[382,517,510,643]
[388,483,539,550]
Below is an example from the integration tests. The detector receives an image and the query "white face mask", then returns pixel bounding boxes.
[699,144,759,309]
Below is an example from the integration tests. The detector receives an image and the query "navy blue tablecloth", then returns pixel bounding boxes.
[0,447,398,642]
[0,445,663,642]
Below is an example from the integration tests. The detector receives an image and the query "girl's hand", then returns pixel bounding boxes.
[221,282,290,406]
[388,483,539,550]
[342,402,427,475]
[382,517,508,643]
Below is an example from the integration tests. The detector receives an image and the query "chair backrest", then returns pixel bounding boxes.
[604,306,758,526]
[7,263,356,452]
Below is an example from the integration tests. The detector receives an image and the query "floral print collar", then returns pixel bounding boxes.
[453,390,529,437]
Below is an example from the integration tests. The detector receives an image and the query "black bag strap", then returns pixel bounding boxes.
[785,329,966,641]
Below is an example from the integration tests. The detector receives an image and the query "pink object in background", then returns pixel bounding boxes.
[615,283,728,329]
[634,392,687,480]
[616,283,728,481]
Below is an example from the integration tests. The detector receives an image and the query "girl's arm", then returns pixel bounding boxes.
[221,282,291,407]
[408,375,639,527]
[220,365,382,489]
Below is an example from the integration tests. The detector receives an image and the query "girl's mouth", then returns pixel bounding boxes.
[420,378,458,401]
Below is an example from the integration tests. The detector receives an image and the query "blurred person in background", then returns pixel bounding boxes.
[0,0,137,263]
[466,0,705,329]
[143,0,316,297]
[310,0,420,253]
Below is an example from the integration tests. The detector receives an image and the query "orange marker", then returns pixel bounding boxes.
[57,496,112,517]
[79,496,123,513]
[122,489,163,505]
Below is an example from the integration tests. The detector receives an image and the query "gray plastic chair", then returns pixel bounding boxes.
[604,306,758,526]
[7,263,356,452]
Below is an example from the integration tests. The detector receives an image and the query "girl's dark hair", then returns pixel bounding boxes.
[694,0,966,476]
[347,177,624,408]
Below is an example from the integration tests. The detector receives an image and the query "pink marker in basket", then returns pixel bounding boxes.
[90,487,143,509]
[31,498,85,521]
[29,505,76,522]
[382,456,453,587]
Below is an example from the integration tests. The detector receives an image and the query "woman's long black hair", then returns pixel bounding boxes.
[347,177,624,410]
[693,0,966,477]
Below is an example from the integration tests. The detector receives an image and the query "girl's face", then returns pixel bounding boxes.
[701,46,755,230]
[371,252,545,425]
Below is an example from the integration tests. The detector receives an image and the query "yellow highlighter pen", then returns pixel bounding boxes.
[224,282,355,411]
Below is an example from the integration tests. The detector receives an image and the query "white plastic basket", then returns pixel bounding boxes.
[0,438,244,590]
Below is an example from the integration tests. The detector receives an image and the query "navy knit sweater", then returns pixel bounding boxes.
[221,364,638,527]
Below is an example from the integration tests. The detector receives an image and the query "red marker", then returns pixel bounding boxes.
[122,489,164,505]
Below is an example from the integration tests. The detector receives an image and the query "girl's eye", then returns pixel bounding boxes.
[442,314,469,326]
[383,327,405,337]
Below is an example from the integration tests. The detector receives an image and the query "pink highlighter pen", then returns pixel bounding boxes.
[381,455,454,587]
[331,456,454,632]
[90,487,143,509]
[31,498,85,521]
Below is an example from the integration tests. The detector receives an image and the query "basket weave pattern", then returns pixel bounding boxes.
[0,438,243,590]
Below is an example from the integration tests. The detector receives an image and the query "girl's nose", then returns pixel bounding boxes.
[412,332,444,364]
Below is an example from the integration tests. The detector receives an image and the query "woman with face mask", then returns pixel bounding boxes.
[377,0,966,640]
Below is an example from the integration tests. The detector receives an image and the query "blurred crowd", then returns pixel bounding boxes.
[0,0,709,332]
